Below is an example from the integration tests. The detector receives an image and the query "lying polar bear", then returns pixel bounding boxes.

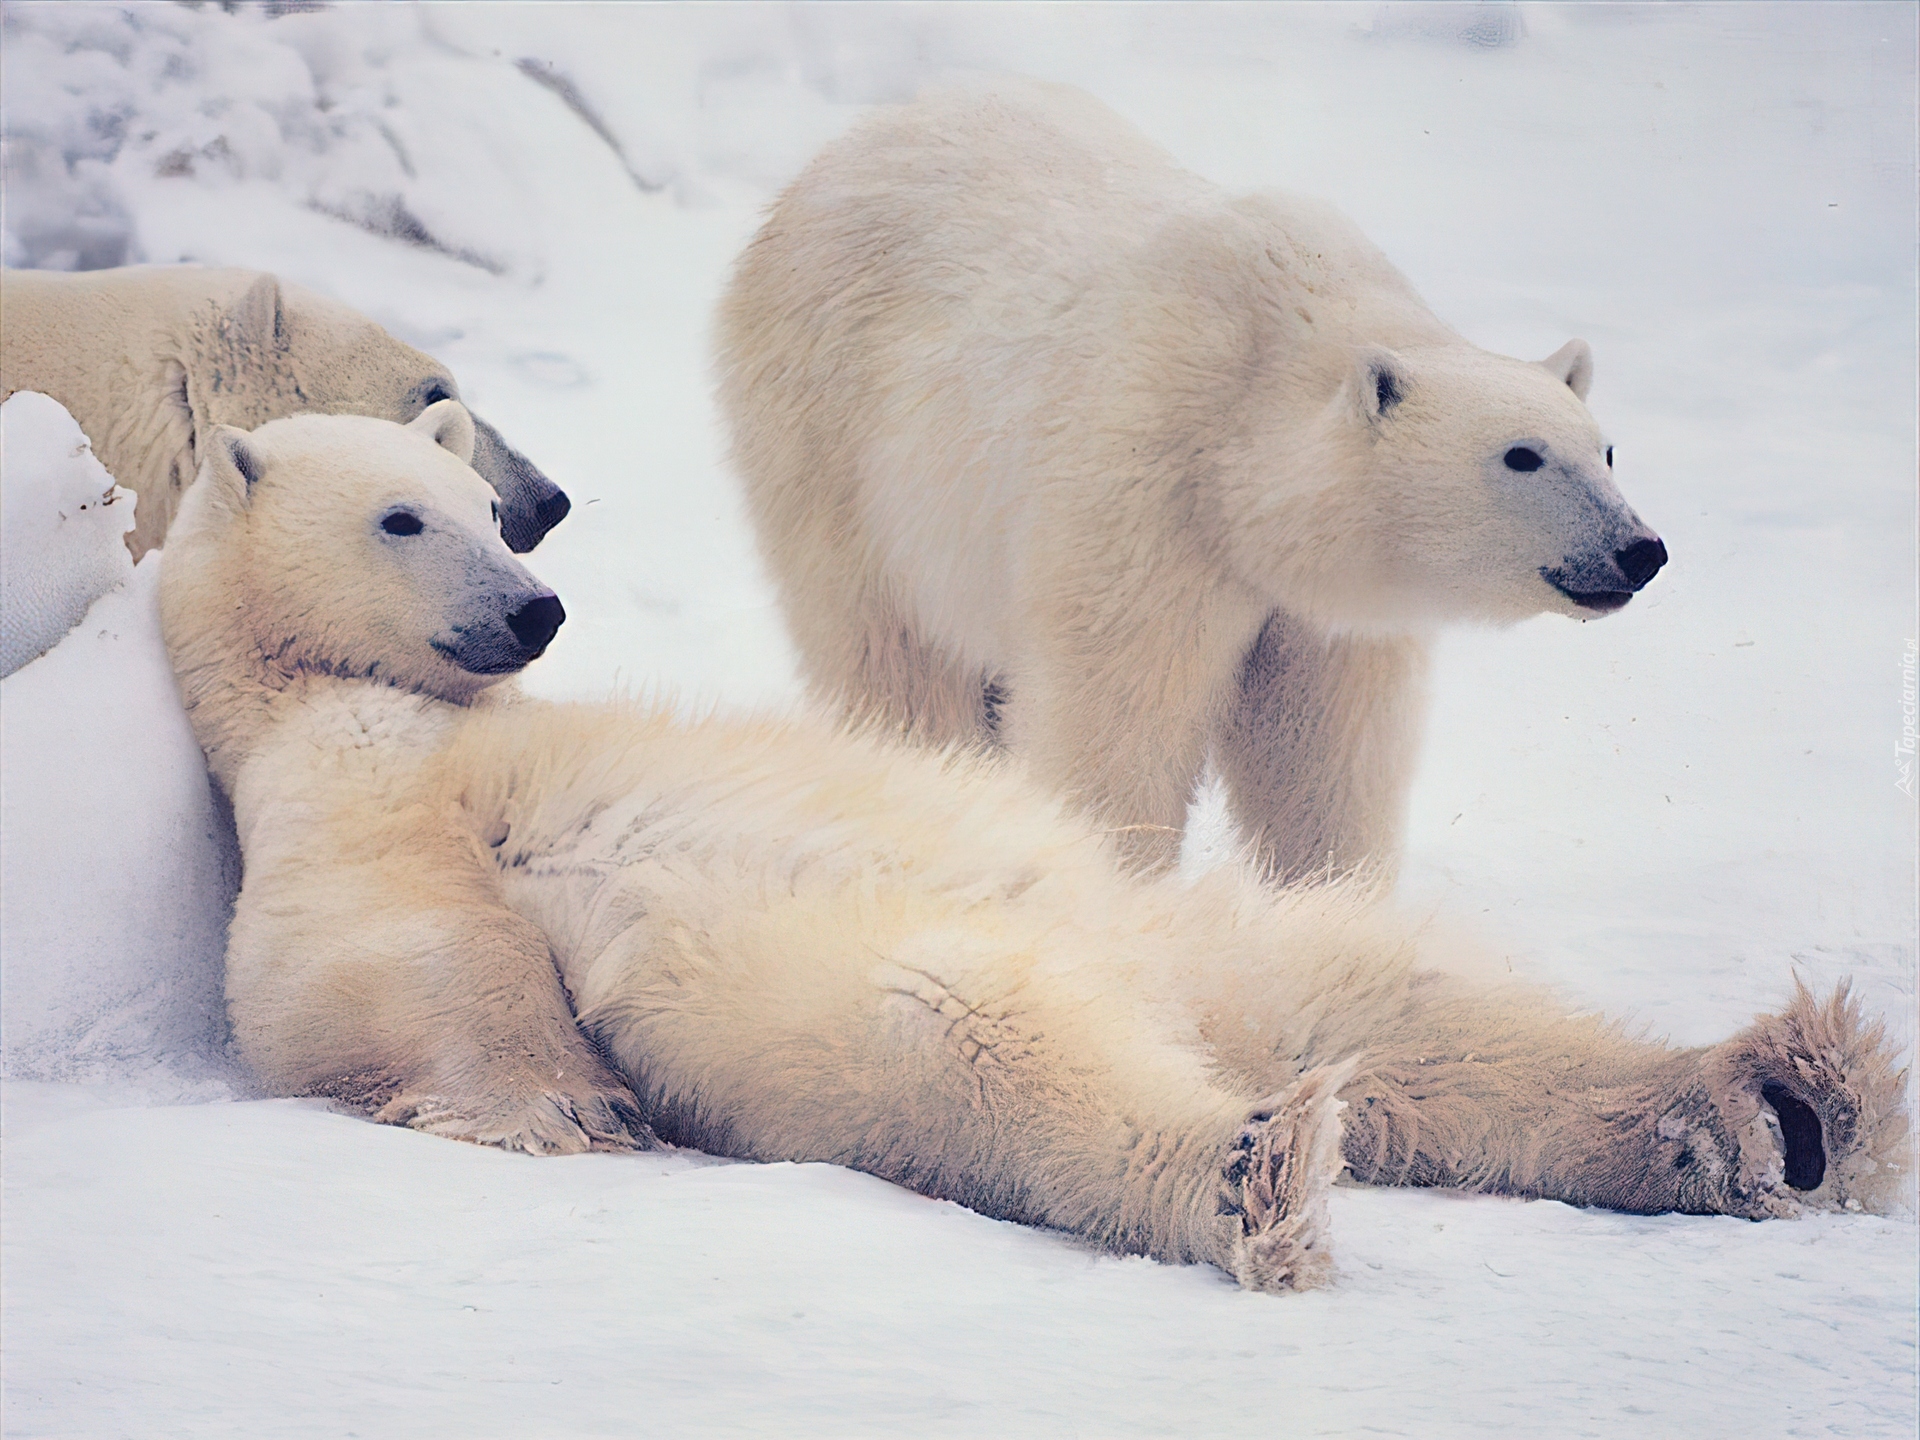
[159,406,1906,1292]
[2,265,569,559]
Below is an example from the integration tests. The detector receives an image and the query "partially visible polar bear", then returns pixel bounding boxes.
[2,265,569,560]
[717,81,1668,879]
[159,406,1902,1292]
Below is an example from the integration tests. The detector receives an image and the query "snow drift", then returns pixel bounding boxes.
[0,391,135,677]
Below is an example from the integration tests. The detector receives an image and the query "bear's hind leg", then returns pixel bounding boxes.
[1700,980,1910,1216]
[1332,976,1910,1217]
[1183,916,1909,1218]
[579,909,1349,1288]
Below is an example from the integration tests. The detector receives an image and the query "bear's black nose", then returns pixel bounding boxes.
[1614,536,1668,590]
[535,489,571,533]
[506,593,566,656]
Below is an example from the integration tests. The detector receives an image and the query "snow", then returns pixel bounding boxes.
[0,392,135,677]
[6,1081,1914,1439]
[0,530,239,1096]
[2,3,1914,1436]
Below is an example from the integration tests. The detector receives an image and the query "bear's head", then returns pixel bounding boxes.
[1237,338,1666,631]
[203,274,571,553]
[164,401,564,716]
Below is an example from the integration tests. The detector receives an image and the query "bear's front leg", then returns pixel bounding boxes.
[225,798,657,1156]
[1012,552,1263,874]
[354,903,658,1157]
[1215,609,1429,885]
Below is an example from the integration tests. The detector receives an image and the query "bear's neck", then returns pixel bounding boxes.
[163,584,310,794]
[181,646,492,797]
[161,543,487,794]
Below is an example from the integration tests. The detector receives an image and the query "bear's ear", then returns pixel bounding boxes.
[227,273,289,354]
[1353,345,1409,426]
[203,425,263,510]
[407,398,475,466]
[1539,338,1593,401]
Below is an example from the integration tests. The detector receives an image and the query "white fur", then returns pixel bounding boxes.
[1,264,567,558]
[716,81,1666,878]
[158,410,1904,1293]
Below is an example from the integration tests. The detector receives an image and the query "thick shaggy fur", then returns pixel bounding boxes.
[1,265,567,558]
[162,411,1906,1293]
[716,82,1665,879]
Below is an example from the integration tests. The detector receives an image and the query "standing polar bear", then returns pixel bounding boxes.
[718,82,1668,879]
[159,407,1903,1293]
[2,265,569,559]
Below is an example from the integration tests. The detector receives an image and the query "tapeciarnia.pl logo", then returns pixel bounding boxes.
[1898,638,1917,797]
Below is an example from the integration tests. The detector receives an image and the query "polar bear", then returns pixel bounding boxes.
[716,81,1668,879]
[158,406,1904,1292]
[2,265,569,560]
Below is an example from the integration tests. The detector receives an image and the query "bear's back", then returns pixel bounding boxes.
[746,82,1217,336]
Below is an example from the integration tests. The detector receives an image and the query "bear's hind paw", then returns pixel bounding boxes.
[1707,980,1911,1217]
[1221,1060,1355,1293]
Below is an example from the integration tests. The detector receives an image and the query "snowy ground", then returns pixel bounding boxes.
[2,4,1915,1436]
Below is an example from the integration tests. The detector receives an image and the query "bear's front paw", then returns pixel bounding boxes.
[1218,1060,1355,1293]
[374,1077,660,1156]
[1698,980,1910,1218]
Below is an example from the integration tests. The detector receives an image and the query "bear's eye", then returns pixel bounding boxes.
[1503,447,1544,472]
[381,511,425,536]
[491,501,500,527]
[419,381,453,408]
[1605,446,1614,468]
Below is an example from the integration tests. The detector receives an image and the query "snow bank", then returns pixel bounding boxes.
[0,549,240,1096]
[0,390,236,1096]
[0,391,135,677]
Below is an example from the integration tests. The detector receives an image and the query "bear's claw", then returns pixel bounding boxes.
[1221,1059,1355,1292]
[373,1083,661,1156]
[1704,980,1911,1218]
